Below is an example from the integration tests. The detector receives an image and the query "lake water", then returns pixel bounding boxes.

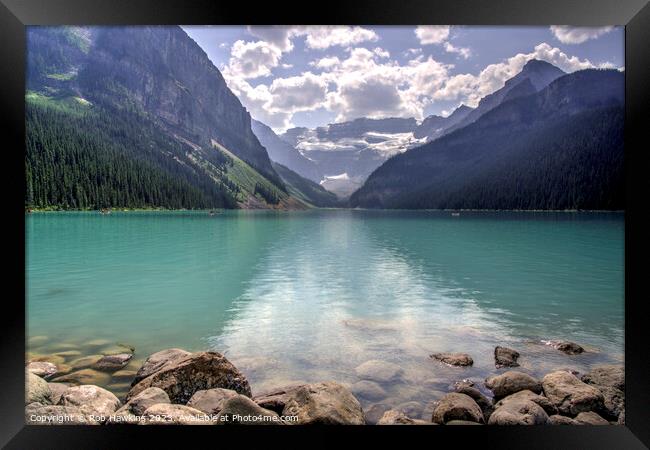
[26,210,624,415]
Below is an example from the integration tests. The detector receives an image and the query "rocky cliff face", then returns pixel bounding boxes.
[71,26,279,185]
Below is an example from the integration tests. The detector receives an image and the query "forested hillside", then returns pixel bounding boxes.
[350,69,624,210]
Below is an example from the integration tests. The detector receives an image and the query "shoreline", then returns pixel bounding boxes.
[25,337,625,426]
[25,207,625,213]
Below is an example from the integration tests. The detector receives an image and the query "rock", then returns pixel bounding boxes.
[51,369,111,386]
[485,371,542,399]
[364,403,391,425]
[581,365,624,391]
[47,383,70,405]
[114,387,170,416]
[396,401,424,418]
[69,355,103,371]
[494,346,520,368]
[549,414,579,425]
[29,354,65,366]
[131,348,192,385]
[25,402,100,425]
[253,384,306,415]
[92,353,133,372]
[216,394,283,425]
[494,390,557,416]
[350,380,387,401]
[140,403,215,425]
[111,369,138,382]
[27,361,58,379]
[453,384,494,419]
[548,340,584,355]
[542,371,605,416]
[83,338,112,349]
[53,350,82,359]
[377,410,431,425]
[282,382,365,425]
[58,385,121,417]
[575,411,609,425]
[26,372,52,405]
[597,385,625,420]
[354,360,403,382]
[446,420,483,425]
[187,388,238,414]
[488,399,549,425]
[28,335,48,346]
[101,343,135,355]
[127,351,251,404]
[432,393,484,424]
[430,352,473,367]
[618,409,625,425]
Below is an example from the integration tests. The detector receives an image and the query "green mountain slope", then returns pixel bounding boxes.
[272,162,340,208]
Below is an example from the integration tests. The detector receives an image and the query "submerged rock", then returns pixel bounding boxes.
[432,393,484,424]
[69,355,103,371]
[131,348,192,385]
[26,372,52,405]
[111,369,138,382]
[354,360,403,382]
[92,353,133,372]
[281,382,365,425]
[27,361,58,379]
[58,385,121,418]
[216,395,283,425]
[542,371,604,416]
[396,401,424,419]
[51,368,111,386]
[547,340,584,355]
[494,346,520,368]
[187,388,238,415]
[127,351,251,404]
[485,371,542,399]
[350,380,387,401]
[430,353,473,367]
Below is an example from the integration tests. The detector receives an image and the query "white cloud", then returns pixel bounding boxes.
[224,40,282,79]
[269,72,328,111]
[247,26,295,52]
[309,56,341,69]
[550,26,614,44]
[300,26,379,50]
[444,42,471,59]
[415,26,450,45]
[432,42,608,107]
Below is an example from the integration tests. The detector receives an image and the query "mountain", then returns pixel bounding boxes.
[441,59,566,138]
[413,104,473,140]
[26,26,295,210]
[272,162,340,208]
[251,119,322,183]
[278,117,427,197]
[350,69,624,210]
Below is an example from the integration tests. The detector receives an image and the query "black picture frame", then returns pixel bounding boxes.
[1,0,648,448]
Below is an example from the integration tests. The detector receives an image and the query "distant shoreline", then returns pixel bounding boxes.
[25,207,625,214]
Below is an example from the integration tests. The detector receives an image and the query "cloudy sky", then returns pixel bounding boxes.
[182,26,623,133]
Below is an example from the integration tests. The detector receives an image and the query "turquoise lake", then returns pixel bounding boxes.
[25,210,624,410]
